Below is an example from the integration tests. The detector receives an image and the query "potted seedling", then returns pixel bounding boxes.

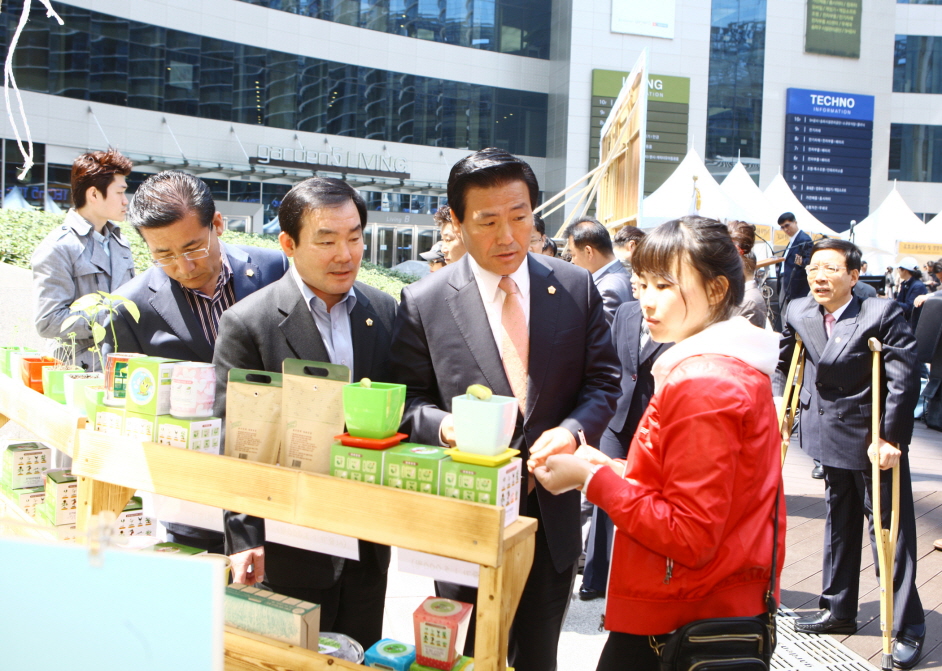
[0,320,36,378]
[342,377,407,439]
[451,384,518,456]
[41,332,84,404]
[61,291,140,412]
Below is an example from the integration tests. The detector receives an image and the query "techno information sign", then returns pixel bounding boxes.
[783,87,874,232]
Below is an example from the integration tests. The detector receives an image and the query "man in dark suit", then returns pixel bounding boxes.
[107,171,289,553]
[768,212,812,318]
[565,217,635,324]
[579,300,670,601]
[213,177,396,650]
[776,239,925,669]
[389,148,621,671]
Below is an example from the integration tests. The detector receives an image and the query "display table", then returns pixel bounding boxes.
[0,378,537,671]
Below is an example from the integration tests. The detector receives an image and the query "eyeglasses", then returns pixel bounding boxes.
[806,264,847,277]
[151,232,213,267]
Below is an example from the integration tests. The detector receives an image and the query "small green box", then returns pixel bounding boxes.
[382,444,449,494]
[1,442,51,489]
[330,441,387,484]
[123,411,157,441]
[156,416,222,454]
[125,357,181,416]
[440,457,522,526]
[94,403,125,435]
[226,584,321,650]
[40,469,77,526]
[115,496,154,538]
[3,485,45,518]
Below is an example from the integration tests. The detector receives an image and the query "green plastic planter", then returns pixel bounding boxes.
[451,393,518,456]
[42,366,83,404]
[0,346,36,377]
[63,372,104,414]
[342,381,407,439]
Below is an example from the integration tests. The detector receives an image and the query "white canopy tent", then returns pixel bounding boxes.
[763,174,839,237]
[845,187,937,269]
[640,149,742,228]
[2,187,34,210]
[720,161,780,259]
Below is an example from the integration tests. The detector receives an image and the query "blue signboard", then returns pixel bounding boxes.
[783,88,874,231]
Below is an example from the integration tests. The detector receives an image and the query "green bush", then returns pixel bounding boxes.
[0,210,417,298]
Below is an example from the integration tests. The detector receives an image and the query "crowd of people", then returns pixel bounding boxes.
[28,146,932,671]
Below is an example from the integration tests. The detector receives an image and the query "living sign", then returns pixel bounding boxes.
[255,145,409,177]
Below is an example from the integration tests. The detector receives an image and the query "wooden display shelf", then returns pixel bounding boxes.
[0,373,86,457]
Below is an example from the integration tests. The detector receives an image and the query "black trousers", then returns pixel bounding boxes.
[820,451,924,632]
[583,424,631,593]
[436,491,577,671]
[259,552,388,650]
[596,632,661,671]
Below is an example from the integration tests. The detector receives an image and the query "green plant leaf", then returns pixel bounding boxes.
[122,299,141,323]
[60,314,81,332]
[92,322,106,345]
[70,293,101,312]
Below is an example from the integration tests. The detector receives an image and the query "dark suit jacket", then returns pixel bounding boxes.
[107,244,290,361]
[215,272,397,590]
[853,281,877,300]
[608,301,670,436]
[594,262,635,324]
[774,295,919,470]
[389,253,621,572]
[779,229,812,304]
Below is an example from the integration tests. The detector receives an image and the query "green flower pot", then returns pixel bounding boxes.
[64,372,104,414]
[342,381,407,439]
[451,393,518,456]
[42,366,83,404]
[0,346,36,377]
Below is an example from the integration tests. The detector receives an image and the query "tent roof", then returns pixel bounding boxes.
[762,174,839,236]
[719,161,779,227]
[846,187,933,255]
[640,149,734,228]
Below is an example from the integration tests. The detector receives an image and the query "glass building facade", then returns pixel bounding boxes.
[704,0,767,180]
[237,0,551,59]
[3,0,547,157]
[893,35,942,94]
[888,123,942,183]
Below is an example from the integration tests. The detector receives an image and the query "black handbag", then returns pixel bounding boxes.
[649,484,781,671]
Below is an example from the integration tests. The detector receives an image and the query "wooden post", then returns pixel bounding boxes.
[75,476,135,533]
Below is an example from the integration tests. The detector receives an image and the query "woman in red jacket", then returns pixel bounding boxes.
[534,216,785,671]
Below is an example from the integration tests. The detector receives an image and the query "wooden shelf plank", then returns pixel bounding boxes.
[225,627,362,670]
[0,374,86,456]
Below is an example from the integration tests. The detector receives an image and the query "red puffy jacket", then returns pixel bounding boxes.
[586,353,786,635]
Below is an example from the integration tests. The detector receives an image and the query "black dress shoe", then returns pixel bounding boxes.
[893,626,925,669]
[578,586,605,601]
[811,461,825,480]
[793,609,857,635]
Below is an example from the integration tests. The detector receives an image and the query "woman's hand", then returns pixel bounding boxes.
[533,454,593,495]
[574,443,611,466]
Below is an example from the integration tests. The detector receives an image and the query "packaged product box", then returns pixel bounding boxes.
[409,657,475,671]
[123,411,157,441]
[365,639,416,670]
[330,442,386,484]
[439,458,522,526]
[281,359,349,473]
[225,369,283,464]
[225,584,321,650]
[115,496,155,538]
[1,442,51,489]
[412,597,474,670]
[5,485,45,518]
[145,542,207,556]
[40,469,78,526]
[94,403,125,435]
[383,444,449,494]
[125,356,181,416]
[54,524,78,542]
[156,416,222,454]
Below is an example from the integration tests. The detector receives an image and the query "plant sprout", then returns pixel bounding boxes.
[61,291,140,372]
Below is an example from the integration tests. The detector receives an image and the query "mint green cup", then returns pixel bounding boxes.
[342,382,407,439]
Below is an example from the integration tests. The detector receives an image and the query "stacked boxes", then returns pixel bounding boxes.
[383,444,450,494]
[439,458,521,526]
[1,442,51,491]
[115,496,154,538]
[94,404,124,435]
[5,486,45,518]
[156,416,221,454]
[123,412,157,441]
[330,444,385,484]
[225,584,321,650]
[126,357,179,416]
[39,469,77,526]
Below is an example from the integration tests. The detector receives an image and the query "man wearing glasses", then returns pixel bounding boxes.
[768,211,812,318]
[775,239,925,669]
[106,170,289,552]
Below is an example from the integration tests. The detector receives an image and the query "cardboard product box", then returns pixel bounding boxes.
[145,542,207,556]
[156,416,221,454]
[412,597,474,670]
[54,524,78,542]
[123,411,157,441]
[5,486,45,518]
[281,359,349,474]
[225,369,283,464]
[383,444,449,494]
[330,442,386,484]
[365,639,416,670]
[115,496,155,538]
[225,584,321,650]
[439,458,522,526]
[125,356,180,416]
[94,403,125,435]
[1,442,51,489]
[40,470,78,526]
[409,658,475,671]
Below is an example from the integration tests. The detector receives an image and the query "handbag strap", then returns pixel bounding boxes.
[765,481,782,617]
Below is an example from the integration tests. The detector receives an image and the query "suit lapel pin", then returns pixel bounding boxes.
[366,318,374,326]
[835,337,841,343]
[246,268,255,277]
[548,286,556,295]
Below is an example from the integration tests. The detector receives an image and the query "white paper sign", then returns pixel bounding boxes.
[266,520,360,561]
[398,548,480,587]
[611,0,675,39]
[152,495,226,532]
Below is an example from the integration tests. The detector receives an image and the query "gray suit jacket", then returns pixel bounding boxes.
[31,209,136,369]
[389,253,621,571]
[853,281,877,300]
[735,284,768,329]
[775,295,919,470]
[594,261,635,324]
[215,272,397,590]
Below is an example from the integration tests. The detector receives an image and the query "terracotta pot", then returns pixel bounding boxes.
[20,357,59,393]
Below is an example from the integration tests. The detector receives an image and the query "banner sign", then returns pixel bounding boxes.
[611,0,675,39]
[784,88,874,232]
[805,0,861,58]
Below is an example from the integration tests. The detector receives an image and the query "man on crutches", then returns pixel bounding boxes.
[775,239,925,669]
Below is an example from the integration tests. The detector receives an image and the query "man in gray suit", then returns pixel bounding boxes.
[565,217,634,323]
[776,239,925,669]
[213,177,396,650]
